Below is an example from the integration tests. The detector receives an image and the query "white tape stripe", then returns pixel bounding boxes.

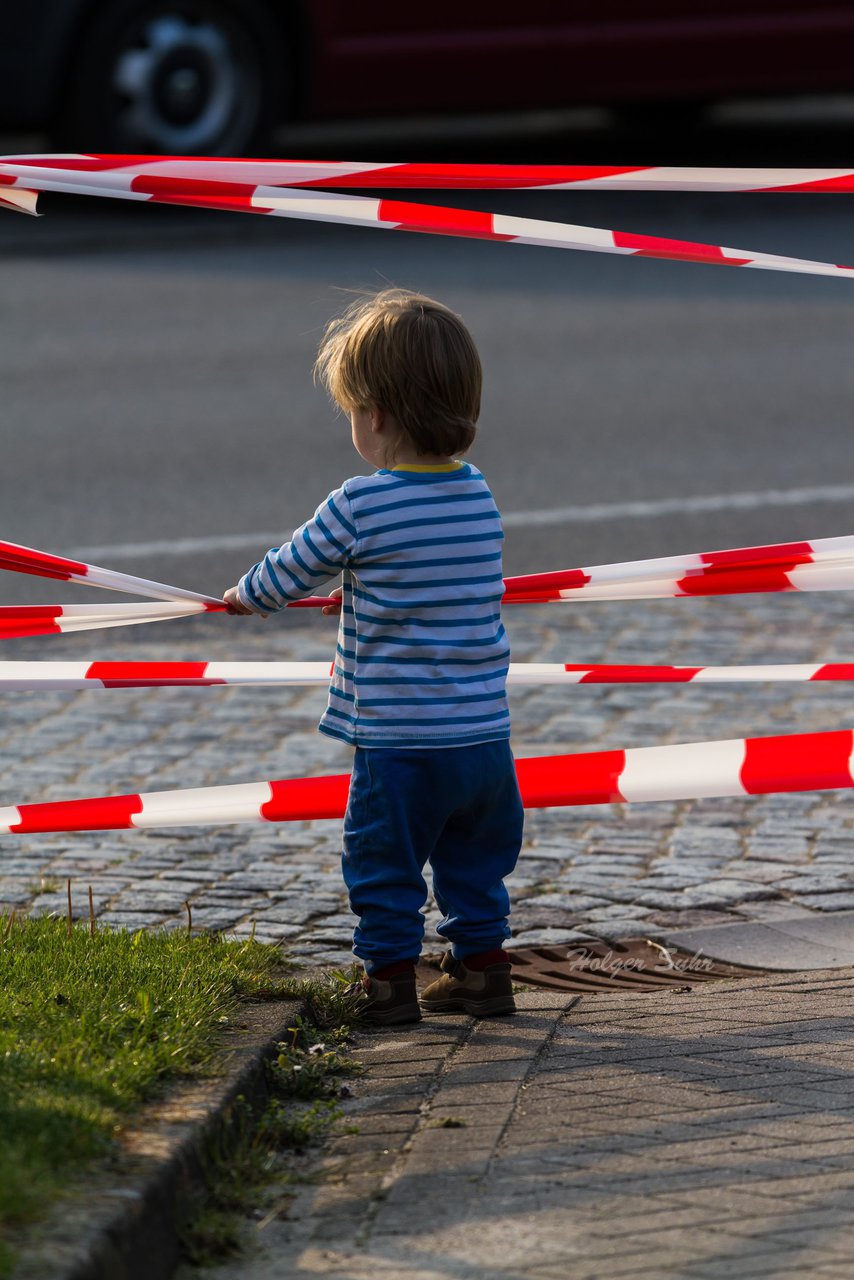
[132,781,273,828]
[745,257,853,280]
[53,610,207,635]
[50,604,207,623]
[492,213,622,251]
[0,662,93,689]
[689,664,823,683]
[507,663,589,684]
[545,168,854,192]
[787,563,854,592]
[115,159,383,186]
[256,190,382,224]
[203,661,330,683]
[72,564,219,605]
[554,579,683,602]
[0,806,21,832]
[809,536,854,556]
[1,187,39,215]
[0,175,150,202]
[619,738,747,803]
[585,555,703,584]
[34,603,209,619]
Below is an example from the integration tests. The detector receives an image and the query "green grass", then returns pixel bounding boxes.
[0,914,289,1275]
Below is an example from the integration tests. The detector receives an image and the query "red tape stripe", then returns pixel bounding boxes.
[0,606,64,618]
[11,793,144,833]
[262,775,352,821]
[377,199,514,241]
[85,662,221,687]
[567,664,702,684]
[0,541,87,580]
[515,750,627,807]
[309,163,651,190]
[612,230,752,266]
[504,569,591,595]
[741,729,854,794]
[677,542,815,596]
[0,621,62,639]
[0,607,63,639]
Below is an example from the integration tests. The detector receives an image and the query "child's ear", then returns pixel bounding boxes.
[370,404,386,434]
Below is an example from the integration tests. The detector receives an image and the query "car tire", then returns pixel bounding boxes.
[55,0,289,155]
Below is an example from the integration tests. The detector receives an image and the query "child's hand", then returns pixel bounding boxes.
[223,585,262,616]
[322,586,343,616]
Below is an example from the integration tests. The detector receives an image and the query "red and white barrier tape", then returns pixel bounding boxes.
[2,659,854,690]
[0,659,332,687]
[9,156,854,194]
[0,603,218,640]
[0,537,223,605]
[4,156,854,281]
[0,726,850,833]
[6,534,854,639]
[505,534,854,602]
[0,537,327,636]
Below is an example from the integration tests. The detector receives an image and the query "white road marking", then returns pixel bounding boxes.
[72,482,854,561]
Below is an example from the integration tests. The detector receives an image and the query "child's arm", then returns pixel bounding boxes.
[223,486,357,615]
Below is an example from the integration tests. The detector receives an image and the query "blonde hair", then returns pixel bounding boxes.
[314,289,481,457]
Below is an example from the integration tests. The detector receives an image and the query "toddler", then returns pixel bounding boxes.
[224,289,523,1024]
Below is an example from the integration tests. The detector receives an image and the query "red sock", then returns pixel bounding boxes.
[371,959,416,981]
[461,948,509,971]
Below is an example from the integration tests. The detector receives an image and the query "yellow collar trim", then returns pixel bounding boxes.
[391,461,464,472]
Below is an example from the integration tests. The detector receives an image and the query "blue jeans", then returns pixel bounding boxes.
[342,740,524,974]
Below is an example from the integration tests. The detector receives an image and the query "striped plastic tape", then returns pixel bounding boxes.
[2,660,854,690]
[9,156,854,194]
[3,156,854,282]
[504,535,854,602]
[0,603,216,639]
[1,727,851,833]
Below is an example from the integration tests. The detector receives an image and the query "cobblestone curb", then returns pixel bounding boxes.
[13,997,302,1280]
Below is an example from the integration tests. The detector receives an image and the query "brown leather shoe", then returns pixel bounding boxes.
[347,970,422,1025]
[420,951,516,1017]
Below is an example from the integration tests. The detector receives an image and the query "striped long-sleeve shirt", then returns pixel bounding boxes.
[237,461,511,748]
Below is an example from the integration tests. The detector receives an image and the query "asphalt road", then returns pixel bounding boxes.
[4,115,854,607]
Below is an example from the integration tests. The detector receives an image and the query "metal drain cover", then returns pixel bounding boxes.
[419,938,765,994]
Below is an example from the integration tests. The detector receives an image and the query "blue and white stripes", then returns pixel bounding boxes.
[238,462,511,747]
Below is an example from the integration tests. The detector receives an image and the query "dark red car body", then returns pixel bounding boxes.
[304,2,854,119]
[2,2,854,152]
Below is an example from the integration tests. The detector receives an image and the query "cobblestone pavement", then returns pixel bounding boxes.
[180,971,854,1280]
[2,593,854,966]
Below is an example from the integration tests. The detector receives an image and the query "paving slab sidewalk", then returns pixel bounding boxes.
[182,969,854,1280]
[663,910,854,971]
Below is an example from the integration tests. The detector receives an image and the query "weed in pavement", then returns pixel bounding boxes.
[275,964,367,1030]
[179,1001,364,1267]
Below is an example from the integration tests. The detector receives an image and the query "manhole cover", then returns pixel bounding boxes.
[419,938,765,994]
